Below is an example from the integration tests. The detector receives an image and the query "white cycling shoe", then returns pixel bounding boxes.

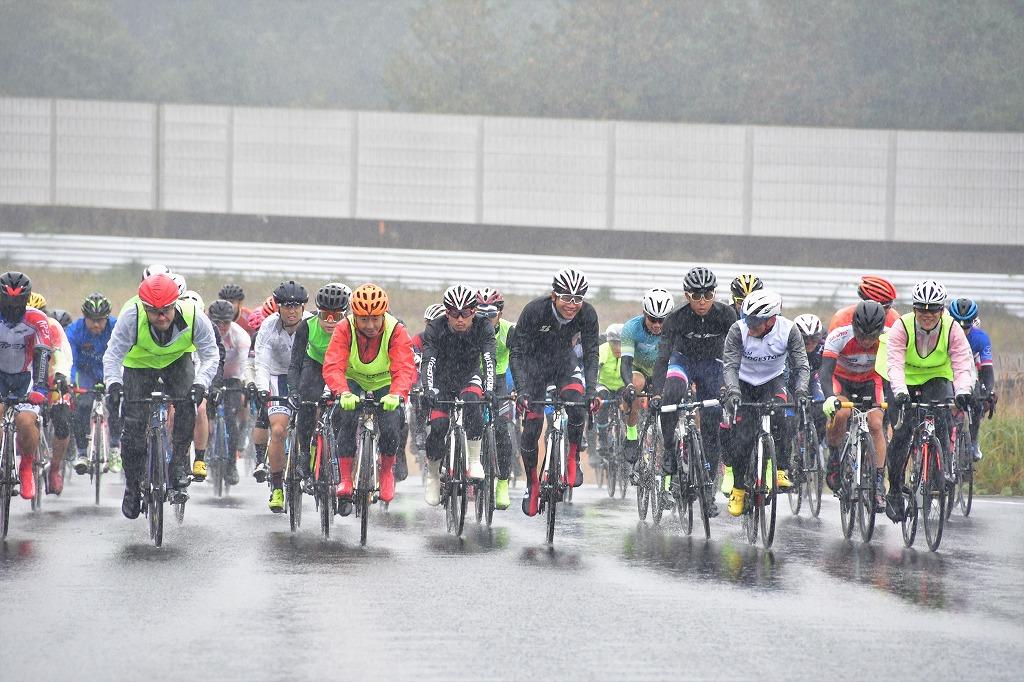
[425,460,441,506]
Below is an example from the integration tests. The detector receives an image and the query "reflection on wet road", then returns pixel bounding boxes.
[2,474,1022,681]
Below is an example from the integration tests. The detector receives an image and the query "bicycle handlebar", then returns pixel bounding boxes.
[660,398,720,413]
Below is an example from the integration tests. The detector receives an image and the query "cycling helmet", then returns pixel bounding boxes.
[218,283,245,301]
[683,266,717,292]
[424,303,446,321]
[142,263,170,280]
[642,288,675,318]
[476,287,505,310]
[604,323,623,342]
[316,283,350,311]
[741,289,782,320]
[552,268,589,297]
[169,273,187,296]
[949,297,979,324]
[0,271,32,321]
[857,275,897,304]
[81,292,111,319]
[272,280,308,305]
[27,292,46,310]
[912,280,947,308]
[476,303,499,319]
[852,300,886,337]
[731,274,763,301]
[52,309,73,328]
[443,284,478,311]
[247,308,266,332]
[261,296,278,317]
[179,290,205,313]
[138,274,179,309]
[332,282,353,303]
[793,313,823,339]
[351,284,389,316]
[208,299,236,323]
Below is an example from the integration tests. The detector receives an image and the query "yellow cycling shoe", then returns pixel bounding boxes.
[720,465,733,497]
[727,487,746,517]
[268,488,285,513]
[191,459,207,481]
[776,469,793,489]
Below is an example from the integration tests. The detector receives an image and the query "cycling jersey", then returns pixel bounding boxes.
[47,317,72,380]
[253,311,312,392]
[322,315,416,398]
[822,324,880,383]
[219,321,251,381]
[597,342,624,391]
[652,301,736,394]
[965,325,993,370]
[0,307,52,377]
[723,316,809,390]
[828,304,900,332]
[66,315,115,386]
[620,314,661,376]
[421,316,496,393]
[509,296,599,395]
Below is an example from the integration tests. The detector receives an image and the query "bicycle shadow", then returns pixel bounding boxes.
[424,524,511,555]
[260,530,392,568]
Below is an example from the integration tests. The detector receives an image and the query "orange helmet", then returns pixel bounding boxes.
[858,275,897,305]
[350,283,389,316]
[261,295,278,317]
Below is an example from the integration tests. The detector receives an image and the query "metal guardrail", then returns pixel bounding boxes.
[3,231,1023,316]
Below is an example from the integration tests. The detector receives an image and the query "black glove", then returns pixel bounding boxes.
[623,384,637,403]
[985,393,997,419]
[894,392,910,408]
[725,392,741,414]
[954,393,971,410]
[515,392,530,413]
[795,390,809,408]
[649,395,662,411]
[54,373,69,394]
[287,394,302,411]
[190,383,206,406]
[106,382,122,399]
[258,390,270,405]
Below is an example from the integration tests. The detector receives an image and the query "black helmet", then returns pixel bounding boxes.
[218,283,245,301]
[852,300,886,338]
[81,292,112,319]
[0,271,32,322]
[683,266,717,292]
[315,283,350,311]
[272,280,308,305]
[52,309,73,328]
[208,299,237,323]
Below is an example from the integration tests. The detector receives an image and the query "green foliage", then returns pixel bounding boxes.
[977,415,1024,495]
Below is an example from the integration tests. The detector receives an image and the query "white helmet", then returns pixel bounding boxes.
[143,263,170,280]
[742,289,782,320]
[912,279,947,308]
[552,268,589,297]
[179,289,205,313]
[423,303,446,321]
[793,313,823,338]
[604,323,623,342]
[443,284,477,311]
[642,288,675,318]
[169,273,187,296]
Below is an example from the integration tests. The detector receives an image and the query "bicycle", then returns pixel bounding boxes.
[895,400,952,552]
[832,397,886,543]
[530,397,584,544]
[786,400,824,518]
[596,399,628,499]
[31,404,51,510]
[436,397,487,538]
[950,408,974,517]
[74,387,110,505]
[660,397,720,539]
[306,395,338,539]
[475,397,513,527]
[408,387,429,485]
[1,395,24,539]
[207,386,245,498]
[633,397,664,524]
[349,395,388,546]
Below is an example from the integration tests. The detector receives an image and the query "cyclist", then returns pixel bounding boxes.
[509,268,599,517]
[883,280,974,522]
[69,293,122,475]
[721,290,809,516]
[323,284,415,504]
[216,284,254,338]
[652,266,737,516]
[820,301,888,508]
[176,290,220,482]
[288,283,350,490]
[420,285,496,505]
[792,313,827,443]
[253,281,311,513]
[475,287,516,510]
[102,274,219,519]
[52,310,73,329]
[0,272,53,501]
[28,293,75,495]
[208,299,252,485]
[730,274,763,316]
[828,275,900,332]
[948,297,996,460]
[619,288,674,471]
[410,303,447,455]
[593,323,625,470]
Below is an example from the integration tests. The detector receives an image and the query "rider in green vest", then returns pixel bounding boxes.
[593,323,625,465]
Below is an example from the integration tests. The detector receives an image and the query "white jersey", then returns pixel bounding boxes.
[220,321,251,380]
[738,316,794,387]
[254,311,311,391]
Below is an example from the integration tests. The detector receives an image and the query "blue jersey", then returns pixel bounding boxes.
[621,314,663,375]
[966,326,993,369]
[67,316,116,386]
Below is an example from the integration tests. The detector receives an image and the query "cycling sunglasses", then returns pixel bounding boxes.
[279,301,304,309]
[556,294,584,304]
[318,309,345,323]
[446,308,476,319]
[913,303,943,313]
[686,290,716,301]
[645,314,666,324]
[142,303,175,317]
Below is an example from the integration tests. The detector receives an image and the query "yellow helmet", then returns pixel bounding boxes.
[730,274,763,303]
[27,292,47,310]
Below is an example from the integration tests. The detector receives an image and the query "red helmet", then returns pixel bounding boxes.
[138,274,179,308]
[261,296,278,317]
[247,309,266,332]
[858,275,896,304]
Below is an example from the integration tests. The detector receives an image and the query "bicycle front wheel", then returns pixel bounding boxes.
[807,435,824,518]
[148,434,165,547]
[856,433,877,543]
[759,437,777,549]
[690,435,711,540]
[787,431,804,516]
[901,448,920,548]
[92,417,105,505]
[955,430,973,517]
[921,436,946,551]
[838,445,856,540]
[1,428,15,539]
[483,426,496,527]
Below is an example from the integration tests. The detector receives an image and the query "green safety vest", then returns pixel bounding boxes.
[123,300,196,369]
[598,342,625,390]
[346,313,398,392]
[481,318,513,376]
[305,317,332,365]
[902,312,954,385]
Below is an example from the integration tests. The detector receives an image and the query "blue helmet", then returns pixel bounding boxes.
[948,298,978,323]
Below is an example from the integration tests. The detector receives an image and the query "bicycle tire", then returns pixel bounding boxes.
[921,435,945,552]
[759,436,777,549]
[1,425,14,539]
[359,490,369,546]
[358,428,375,545]
[838,441,856,540]
[92,416,104,506]
[808,435,824,518]
[483,425,496,527]
[690,433,711,540]
[901,444,920,548]
[856,432,877,543]
[943,440,956,522]
[606,460,616,497]
[786,431,803,516]
[286,430,302,532]
[743,440,759,545]
[316,434,331,539]
[455,434,468,537]
[148,432,164,547]
[545,429,560,544]
[956,430,973,517]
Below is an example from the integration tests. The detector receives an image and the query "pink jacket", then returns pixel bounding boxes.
[886,315,974,396]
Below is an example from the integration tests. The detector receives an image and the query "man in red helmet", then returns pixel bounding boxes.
[828,275,901,332]
[103,274,220,520]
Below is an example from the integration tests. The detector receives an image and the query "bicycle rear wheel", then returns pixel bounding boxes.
[921,436,945,551]
[901,447,920,548]
[483,426,496,527]
[744,442,759,545]
[838,445,856,540]
[316,434,332,539]
[955,430,973,517]
[807,436,824,518]
[759,437,777,549]
[787,431,804,516]
[92,417,105,505]
[856,433,877,543]
[691,435,711,540]
[148,434,164,547]
[1,428,14,539]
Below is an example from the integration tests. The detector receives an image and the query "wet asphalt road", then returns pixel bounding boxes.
[2,469,1022,682]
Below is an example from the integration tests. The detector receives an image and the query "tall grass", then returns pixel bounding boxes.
[976,415,1024,495]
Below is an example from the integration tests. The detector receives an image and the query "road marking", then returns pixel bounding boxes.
[973,499,1024,506]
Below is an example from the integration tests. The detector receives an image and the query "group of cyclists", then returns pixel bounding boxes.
[0,259,998,543]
